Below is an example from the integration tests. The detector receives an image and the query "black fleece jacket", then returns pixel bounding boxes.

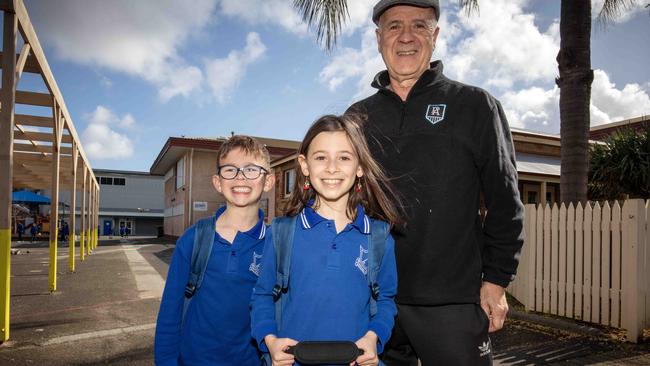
[348,61,525,305]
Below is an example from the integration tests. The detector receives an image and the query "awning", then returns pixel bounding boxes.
[516,153,561,177]
[12,190,51,204]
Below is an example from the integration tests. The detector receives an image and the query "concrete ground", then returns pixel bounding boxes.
[1,238,648,365]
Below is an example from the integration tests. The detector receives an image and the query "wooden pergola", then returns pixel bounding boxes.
[0,0,100,342]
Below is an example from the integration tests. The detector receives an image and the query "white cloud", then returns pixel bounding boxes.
[220,0,308,35]
[26,0,218,101]
[342,0,376,35]
[205,32,266,104]
[319,26,384,100]
[500,70,650,133]
[501,86,560,131]
[590,70,650,125]
[81,106,135,159]
[444,0,559,89]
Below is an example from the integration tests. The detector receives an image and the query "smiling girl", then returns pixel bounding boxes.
[251,115,403,366]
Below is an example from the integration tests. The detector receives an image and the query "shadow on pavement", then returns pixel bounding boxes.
[11,318,90,331]
[153,248,174,265]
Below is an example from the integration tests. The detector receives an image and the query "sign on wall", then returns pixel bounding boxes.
[193,201,208,211]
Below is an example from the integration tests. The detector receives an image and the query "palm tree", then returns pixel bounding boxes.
[292,0,349,51]
[589,127,650,200]
[293,0,635,205]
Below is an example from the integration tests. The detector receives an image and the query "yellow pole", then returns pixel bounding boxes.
[0,229,10,342]
[92,186,95,251]
[49,102,63,292]
[87,185,92,254]
[95,186,99,249]
[0,9,17,343]
[80,167,86,261]
[91,187,95,250]
[69,144,78,272]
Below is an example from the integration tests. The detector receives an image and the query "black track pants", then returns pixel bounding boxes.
[380,303,492,366]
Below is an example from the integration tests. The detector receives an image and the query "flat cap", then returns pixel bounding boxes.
[372,0,440,24]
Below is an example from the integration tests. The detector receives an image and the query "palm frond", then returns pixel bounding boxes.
[458,0,480,17]
[597,0,637,26]
[293,0,349,52]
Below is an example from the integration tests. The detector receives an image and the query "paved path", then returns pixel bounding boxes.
[1,239,648,365]
[1,239,171,365]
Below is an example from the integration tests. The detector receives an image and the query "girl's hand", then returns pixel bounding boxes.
[351,331,379,366]
[265,335,298,366]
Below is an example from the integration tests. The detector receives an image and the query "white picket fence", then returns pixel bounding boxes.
[508,199,650,342]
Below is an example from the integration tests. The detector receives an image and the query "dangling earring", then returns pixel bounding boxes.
[303,178,311,191]
[355,179,362,193]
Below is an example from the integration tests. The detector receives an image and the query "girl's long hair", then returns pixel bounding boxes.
[285,114,404,225]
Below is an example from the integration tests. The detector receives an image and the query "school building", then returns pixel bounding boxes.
[589,115,649,141]
[93,169,164,237]
[149,136,300,237]
[52,169,164,237]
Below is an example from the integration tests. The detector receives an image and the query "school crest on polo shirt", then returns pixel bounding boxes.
[249,251,262,276]
[425,104,446,125]
[355,245,368,275]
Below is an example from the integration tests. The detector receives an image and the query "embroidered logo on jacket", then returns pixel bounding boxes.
[249,251,262,276]
[355,245,368,275]
[425,104,446,124]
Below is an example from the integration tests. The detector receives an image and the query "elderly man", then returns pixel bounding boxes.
[347,1,525,365]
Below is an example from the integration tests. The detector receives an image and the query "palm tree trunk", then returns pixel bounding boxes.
[556,0,594,204]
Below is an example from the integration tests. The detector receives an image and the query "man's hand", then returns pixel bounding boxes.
[264,335,298,366]
[352,331,379,366]
[480,281,509,332]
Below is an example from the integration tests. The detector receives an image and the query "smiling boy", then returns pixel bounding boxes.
[155,135,275,366]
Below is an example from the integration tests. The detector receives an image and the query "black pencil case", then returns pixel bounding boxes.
[286,341,364,365]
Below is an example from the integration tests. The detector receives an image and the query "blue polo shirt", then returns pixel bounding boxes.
[155,206,267,366]
[251,205,397,355]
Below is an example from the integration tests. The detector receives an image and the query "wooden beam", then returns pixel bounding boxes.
[15,114,53,128]
[15,43,31,82]
[12,0,93,175]
[13,151,73,164]
[14,130,72,144]
[0,51,40,74]
[15,90,52,106]
[0,0,15,12]
[13,143,71,155]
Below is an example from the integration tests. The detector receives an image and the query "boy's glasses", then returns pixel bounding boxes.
[217,164,268,180]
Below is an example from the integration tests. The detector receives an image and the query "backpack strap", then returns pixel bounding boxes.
[271,215,297,332]
[182,215,217,324]
[367,219,389,317]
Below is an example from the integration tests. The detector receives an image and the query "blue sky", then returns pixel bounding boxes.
[20,0,650,172]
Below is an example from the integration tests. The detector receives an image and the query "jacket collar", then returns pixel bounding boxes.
[371,60,446,95]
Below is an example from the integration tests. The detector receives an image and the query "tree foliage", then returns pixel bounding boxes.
[292,0,349,51]
[588,127,650,200]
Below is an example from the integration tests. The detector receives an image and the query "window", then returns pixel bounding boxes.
[176,158,185,190]
[100,177,113,185]
[113,178,126,186]
[283,169,295,197]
